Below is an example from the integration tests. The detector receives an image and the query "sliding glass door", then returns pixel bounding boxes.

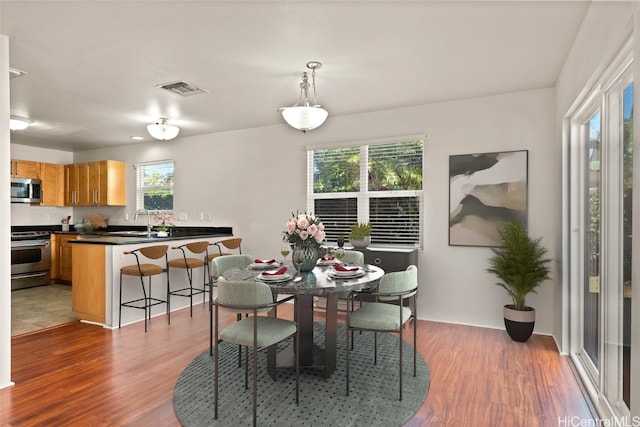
[568,42,633,419]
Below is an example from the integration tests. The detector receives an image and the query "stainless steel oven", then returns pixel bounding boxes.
[11,231,51,290]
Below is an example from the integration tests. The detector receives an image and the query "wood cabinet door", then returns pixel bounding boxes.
[60,235,77,282]
[104,160,126,205]
[11,159,40,178]
[40,163,64,206]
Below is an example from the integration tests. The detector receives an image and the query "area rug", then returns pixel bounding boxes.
[173,323,430,426]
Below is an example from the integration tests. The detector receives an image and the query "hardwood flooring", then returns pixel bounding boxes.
[1,303,594,426]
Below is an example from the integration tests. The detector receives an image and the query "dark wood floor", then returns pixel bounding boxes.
[1,303,594,426]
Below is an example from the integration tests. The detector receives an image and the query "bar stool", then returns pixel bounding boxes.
[208,237,242,262]
[119,244,169,333]
[167,241,210,319]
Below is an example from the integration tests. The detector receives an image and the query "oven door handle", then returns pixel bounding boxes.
[11,272,50,279]
[11,242,50,249]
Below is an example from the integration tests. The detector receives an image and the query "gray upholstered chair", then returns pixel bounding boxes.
[213,279,299,427]
[209,253,254,358]
[210,253,253,280]
[346,265,418,401]
[336,250,365,310]
[341,249,364,266]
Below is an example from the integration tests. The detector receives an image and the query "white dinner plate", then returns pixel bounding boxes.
[249,261,281,270]
[256,272,292,283]
[328,268,365,279]
[316,259,342,266]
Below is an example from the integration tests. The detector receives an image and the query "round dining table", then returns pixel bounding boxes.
[223,261,384,378]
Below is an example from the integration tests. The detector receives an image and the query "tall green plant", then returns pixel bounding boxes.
[486,221,551,311]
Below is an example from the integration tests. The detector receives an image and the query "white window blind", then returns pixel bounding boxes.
[308,138,424,247]
[135,160,174,211]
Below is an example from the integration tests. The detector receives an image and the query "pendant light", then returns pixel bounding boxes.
[279,61,328,133]
[147,118,180,141]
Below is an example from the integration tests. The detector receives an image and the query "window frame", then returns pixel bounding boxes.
[135,159,175,211]
[307,134,425,248]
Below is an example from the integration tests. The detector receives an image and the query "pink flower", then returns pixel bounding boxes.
[299,231,309,240]
[297,216,309,229]
[287,220,296,233]
[307,224,318,235]
[314,231,325,243]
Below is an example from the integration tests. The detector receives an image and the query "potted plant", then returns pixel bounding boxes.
[486,220,551,342]
[349,222,371,249]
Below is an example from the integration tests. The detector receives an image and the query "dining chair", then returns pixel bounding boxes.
[209,254,254,357]
[346,265,418,401]
[167,241,210,320]
[119,244,169,332]
[213,279,299,427]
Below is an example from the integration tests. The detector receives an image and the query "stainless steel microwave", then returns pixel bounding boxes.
[10,177,42,203]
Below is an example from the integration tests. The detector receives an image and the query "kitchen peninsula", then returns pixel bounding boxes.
[69,227,232,327]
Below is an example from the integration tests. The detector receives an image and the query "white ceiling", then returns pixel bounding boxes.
[2,0,590,152]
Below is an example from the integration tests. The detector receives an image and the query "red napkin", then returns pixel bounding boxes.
[254,259,276,264]
[333,264,358,272]
[263,266,288,276]
[320,256,335,261]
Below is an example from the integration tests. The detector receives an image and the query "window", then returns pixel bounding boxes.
[135,160,174,210]
[308,137,423,247]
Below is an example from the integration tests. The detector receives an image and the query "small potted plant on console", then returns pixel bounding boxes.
[486,220,551,342]
[349,222,371,249]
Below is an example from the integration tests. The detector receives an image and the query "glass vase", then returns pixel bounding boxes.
[295,245,318,272]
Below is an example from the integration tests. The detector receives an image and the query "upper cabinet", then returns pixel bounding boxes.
[65,160,126,206]
[10,159,40,178]
[39,162,65,206]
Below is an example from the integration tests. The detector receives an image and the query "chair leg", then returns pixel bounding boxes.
[118,271,123,328]
[167,267,172,325]
[139,274,148,333]
[399,318,403,401]
[346,317,350,396]
[252,316,258,427]
[214,305,219,420]
[374,332,378,365]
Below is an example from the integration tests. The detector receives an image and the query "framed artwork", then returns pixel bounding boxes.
[449,150,528,247]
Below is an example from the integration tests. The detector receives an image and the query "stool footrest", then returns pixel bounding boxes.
[121,297,168,310]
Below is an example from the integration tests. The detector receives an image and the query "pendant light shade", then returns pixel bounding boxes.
[9,115,32,131]
[147,118,180,141]
[279,62,328,133]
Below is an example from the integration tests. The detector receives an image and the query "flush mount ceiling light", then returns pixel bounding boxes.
[147,118,180,141]
[279,61,328,133]
[9,115,32,131]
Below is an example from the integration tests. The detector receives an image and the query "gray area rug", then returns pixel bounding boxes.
[174,323,430,426]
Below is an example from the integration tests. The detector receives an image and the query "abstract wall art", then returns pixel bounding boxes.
[449,150,528,247]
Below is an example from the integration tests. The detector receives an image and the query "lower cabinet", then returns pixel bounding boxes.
[355,247,419,272]
[71,244,106,323]
[51,234,78,282]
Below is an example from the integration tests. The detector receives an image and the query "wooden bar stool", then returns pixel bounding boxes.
[119,244,170,333]
[167,241,210,319]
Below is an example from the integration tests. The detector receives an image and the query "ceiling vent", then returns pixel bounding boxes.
[9,67,27,79]
[156,81,209,97]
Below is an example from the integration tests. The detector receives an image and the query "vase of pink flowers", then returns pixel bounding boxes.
[283,211,325,272]
[153,212,176,237]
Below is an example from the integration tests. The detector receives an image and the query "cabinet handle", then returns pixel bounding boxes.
[374,257,382,265]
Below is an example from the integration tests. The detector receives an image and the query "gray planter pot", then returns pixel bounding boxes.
[503,305,535,342]
[350,236,370,249]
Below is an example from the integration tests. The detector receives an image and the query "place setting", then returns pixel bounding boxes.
[248,258,282,270]
[327,263,366,279]
[254,265,294,284]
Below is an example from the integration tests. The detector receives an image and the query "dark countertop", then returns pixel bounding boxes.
[12,225,233,245]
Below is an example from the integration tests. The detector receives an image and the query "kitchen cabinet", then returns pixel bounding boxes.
[65,160,126,206]
[56,234,78,282]
[71,243,105,324]
[10,159,40,178]
[39,162,64,206]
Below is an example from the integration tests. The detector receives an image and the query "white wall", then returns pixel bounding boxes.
[68,87,559,335]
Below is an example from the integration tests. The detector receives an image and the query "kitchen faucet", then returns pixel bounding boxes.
[134,209,152,233]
